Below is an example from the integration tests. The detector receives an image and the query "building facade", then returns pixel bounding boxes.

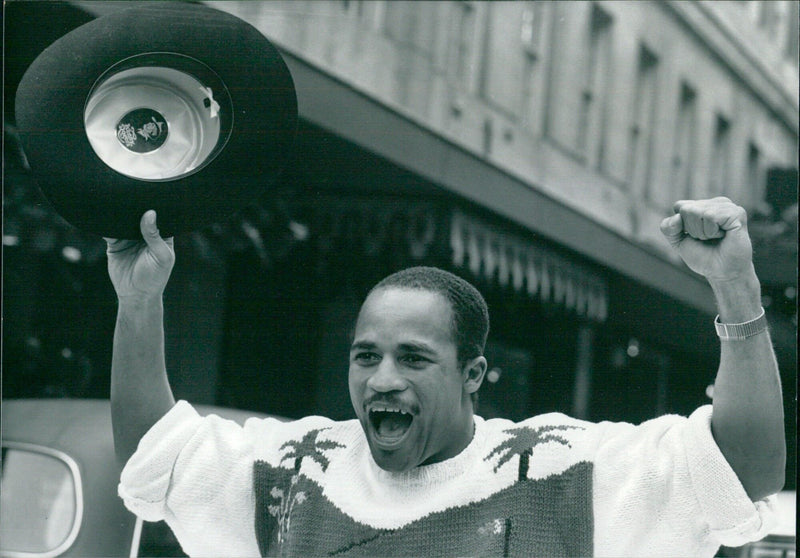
[196,0,798,427]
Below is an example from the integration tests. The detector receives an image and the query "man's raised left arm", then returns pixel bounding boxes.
[660,197,786,501]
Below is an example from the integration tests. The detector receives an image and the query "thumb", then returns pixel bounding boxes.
[139,210,174,266]
[659,214,684,248]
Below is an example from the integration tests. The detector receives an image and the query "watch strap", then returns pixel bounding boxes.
[714,307,768,340]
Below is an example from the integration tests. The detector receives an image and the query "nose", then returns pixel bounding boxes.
[366,358,407,393]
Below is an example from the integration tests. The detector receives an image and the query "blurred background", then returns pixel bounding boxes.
[4,0,797,493]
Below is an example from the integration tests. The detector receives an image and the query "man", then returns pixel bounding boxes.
[109,197,785,557]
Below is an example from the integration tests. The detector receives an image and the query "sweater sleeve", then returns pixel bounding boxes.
[118,400,277,557]
[592,405,777,558]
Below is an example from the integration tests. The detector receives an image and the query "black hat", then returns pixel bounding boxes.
[15,2,297,239]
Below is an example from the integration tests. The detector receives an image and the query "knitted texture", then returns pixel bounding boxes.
[118,402,776,557]
[253,450,592,556]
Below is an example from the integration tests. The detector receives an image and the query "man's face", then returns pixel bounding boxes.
[349,287,476,473]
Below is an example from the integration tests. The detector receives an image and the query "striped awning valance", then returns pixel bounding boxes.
[450,210,608,322]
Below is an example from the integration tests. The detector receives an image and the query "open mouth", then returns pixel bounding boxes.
[368,407,414,444]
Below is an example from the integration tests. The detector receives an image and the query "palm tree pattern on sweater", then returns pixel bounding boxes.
[279,428,344,472]
[254,421,593,556]
[485,424,583,479]
[268,428,345,544]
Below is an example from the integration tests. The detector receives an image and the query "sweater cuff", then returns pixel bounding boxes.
[118,400,202,521]
[684,405,778,546]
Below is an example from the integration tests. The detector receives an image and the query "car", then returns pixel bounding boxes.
[1,398,278,557]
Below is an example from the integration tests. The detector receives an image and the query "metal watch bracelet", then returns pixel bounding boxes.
[714,307,768,340]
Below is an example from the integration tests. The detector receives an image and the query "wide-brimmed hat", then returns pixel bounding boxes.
[15,2,297,239]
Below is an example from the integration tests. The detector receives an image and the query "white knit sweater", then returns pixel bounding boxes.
[119,402,775,557]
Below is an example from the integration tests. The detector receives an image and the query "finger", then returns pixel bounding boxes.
[104,237,119,251]
[659,214,684,248]
[678,204,706,240]
[105,237,139,254]
[700,203,745,237]
[139,211,174,266]
[672,200,686,214]
[702,211,724,239]
[714,204,747,232]
[674,197,731,214]
[674,198,747,240]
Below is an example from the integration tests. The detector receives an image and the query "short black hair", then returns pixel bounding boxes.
[367,266,490,366]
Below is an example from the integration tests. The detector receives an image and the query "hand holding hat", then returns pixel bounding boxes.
[106,211,175,302]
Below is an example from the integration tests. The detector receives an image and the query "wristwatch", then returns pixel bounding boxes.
[714,307,768,340]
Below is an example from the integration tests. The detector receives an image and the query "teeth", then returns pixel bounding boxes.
[369,406,409,414]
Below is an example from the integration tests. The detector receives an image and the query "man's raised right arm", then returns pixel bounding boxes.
[107,210,176,464]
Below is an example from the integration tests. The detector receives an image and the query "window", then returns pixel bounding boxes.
[578,4,614,169]
[383,2,437,55]
[521,4,542,54]
[480,2,531,117]
[785,0,799,63]
[383,2,439,109]
[448,1,476,92]
[520,3,545,126]
[672,82,697,199]
[341,0,364,17]
[627,44,659,198]
[746,142,763,208]
[758,0,782,37]
[709,114,731,196]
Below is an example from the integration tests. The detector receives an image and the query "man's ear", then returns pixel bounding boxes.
[463,356,487,395]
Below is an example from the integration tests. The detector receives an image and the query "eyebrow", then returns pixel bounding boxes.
[350,340,377,353]
[397,341,437,355]
[349,340,438,355]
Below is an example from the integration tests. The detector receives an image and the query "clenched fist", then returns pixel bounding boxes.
[106,210,175,302]
[660,197,754,284]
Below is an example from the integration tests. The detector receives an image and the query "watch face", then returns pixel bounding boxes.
[116,108,168,153]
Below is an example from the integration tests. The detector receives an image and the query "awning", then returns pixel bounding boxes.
[291,195,608,321]
[450,210,608,322]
